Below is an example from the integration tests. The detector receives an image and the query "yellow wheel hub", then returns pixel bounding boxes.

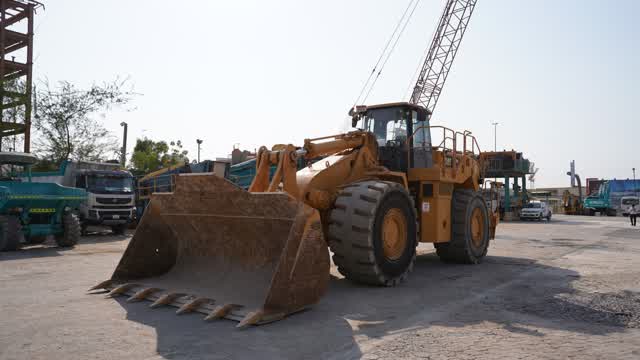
[471,207,485,247]
[382,208,407,261]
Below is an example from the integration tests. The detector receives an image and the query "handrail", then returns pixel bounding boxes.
[406,125,482,172]
[137,173,176,199]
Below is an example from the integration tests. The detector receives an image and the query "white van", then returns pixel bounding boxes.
[621,196,639,216]
[520,201,552,221]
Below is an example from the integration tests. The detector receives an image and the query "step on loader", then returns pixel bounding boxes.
[90,103,498,328]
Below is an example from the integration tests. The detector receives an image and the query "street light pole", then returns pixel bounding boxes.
[634,167,637,196]
[491,122,499,152]
[119,122,128,167]
[196,139,203,163]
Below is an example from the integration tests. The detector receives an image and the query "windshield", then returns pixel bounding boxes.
[87,175,133,194]
[525,203,542,208]
[622,198,639,205]
[359,107,431,148]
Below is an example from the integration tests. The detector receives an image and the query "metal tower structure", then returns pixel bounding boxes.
[409,0,477,114]
[0,0,42,152]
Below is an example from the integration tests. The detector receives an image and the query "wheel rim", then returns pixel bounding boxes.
[382,208,407,261]
[470,207,485,247]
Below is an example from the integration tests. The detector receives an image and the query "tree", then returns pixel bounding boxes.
[32,78,135,164]
[129,138,189,174]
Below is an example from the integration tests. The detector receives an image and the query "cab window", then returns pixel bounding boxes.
[412,111,431,148]
[75,175,86,188]
[360,107,414,147]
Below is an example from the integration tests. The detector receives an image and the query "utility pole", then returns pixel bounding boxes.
[120,122,127,167]
[196,139,203,163]
[491,122,499,152]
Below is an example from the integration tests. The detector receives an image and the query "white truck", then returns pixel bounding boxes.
[27,160,136,234]
[621,196,640,216]
[520,201,552,221]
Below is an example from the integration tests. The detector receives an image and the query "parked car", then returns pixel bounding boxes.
[520,201,552,221]
[621,196,640,216]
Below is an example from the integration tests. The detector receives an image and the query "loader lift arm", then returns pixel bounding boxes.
[249,131,408,211]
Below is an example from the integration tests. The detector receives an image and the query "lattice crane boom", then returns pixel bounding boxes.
[409,0,477,114]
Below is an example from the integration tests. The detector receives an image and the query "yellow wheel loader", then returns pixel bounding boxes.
[90,102,497,327]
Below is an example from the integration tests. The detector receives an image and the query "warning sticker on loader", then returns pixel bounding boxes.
[422,201,430,213]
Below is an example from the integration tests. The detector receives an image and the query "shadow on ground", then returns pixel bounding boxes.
[111,253,633,360]
[507,219,594,227]
[79,231,130,244]
[0,232,129,261]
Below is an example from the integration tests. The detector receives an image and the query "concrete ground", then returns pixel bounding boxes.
[1,215,640,360]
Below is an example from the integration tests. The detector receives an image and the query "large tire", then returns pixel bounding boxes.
[0,216,22,251]
[328,181,417,286]
[55,213,81,248]
[435,189,490,264]
[111,224,127,235]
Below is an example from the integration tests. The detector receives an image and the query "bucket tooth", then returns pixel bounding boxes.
[237,310,265,329]
[176,297,210,315]
[126,288,161,303]
[204,304,241,321]
[106,283,136,298]
[88,279,113,291]
[150,293,184,309]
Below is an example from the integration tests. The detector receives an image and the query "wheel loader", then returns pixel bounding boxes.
[90,102,497,327]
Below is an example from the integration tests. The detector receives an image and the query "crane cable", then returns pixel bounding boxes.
[362,0,421,104]
[351,0,421,109]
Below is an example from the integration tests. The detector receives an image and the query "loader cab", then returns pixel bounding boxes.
[351,102,433,172]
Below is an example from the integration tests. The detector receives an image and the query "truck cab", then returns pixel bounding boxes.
[75,169,135,234]
[621,196,639,217]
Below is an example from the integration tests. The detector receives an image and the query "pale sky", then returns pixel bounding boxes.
[32,0,639,187]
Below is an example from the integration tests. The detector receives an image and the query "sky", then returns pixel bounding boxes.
[29,0,640,187]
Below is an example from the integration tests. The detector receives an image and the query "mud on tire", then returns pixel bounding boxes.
[328,181,417,286]
[435,189,489,264]
[55,213,81,248]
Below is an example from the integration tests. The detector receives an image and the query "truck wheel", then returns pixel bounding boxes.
[111,224,127,235]
[328,181,417,286]
[547,213,552,221]
[0,216,22,251]
[435,189,489,264]
[55,213,81,248]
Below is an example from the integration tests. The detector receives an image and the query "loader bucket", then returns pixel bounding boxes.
[91,174,330,328]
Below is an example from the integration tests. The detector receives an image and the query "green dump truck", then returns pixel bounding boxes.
[0,152,86,251]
